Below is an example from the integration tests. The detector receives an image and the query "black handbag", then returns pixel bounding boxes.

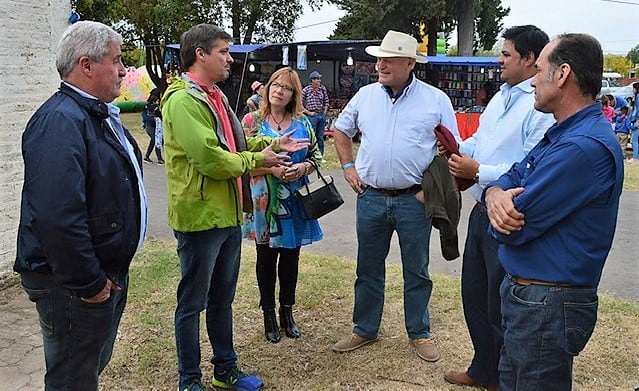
[294,161,344,219]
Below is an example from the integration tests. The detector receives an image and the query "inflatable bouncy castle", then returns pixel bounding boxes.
[113,66,157,111]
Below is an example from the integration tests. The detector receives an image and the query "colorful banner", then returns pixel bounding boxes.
[297,45,307,70]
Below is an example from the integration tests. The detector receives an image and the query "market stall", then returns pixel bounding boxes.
[165,41,499,137]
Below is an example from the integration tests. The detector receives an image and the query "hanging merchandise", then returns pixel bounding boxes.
[282,46,289,66]
[297,45,307,70]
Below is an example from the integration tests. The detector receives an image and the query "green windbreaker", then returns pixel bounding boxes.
[161,75,279,232]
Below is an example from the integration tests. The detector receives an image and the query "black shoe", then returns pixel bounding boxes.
[157,159,165,165]
[263,309,281,343]
[279,305,300,338]
[143,157,153,164]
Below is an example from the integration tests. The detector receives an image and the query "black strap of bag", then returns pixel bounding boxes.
[302,159,330,188]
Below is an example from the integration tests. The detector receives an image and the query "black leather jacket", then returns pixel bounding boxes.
[15,83,143,298]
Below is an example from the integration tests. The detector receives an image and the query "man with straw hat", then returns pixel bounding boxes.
[331,30,459,363]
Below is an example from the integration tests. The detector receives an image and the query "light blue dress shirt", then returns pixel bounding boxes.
[334,75,459,189]
[459,78,555,202]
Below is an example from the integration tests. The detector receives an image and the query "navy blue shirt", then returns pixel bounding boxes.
[483,103,624,286]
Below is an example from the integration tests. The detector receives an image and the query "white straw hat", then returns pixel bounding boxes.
[365,30,428,63]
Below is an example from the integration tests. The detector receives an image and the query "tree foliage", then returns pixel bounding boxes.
[605,54,633,77]
[329,0,508,56]
[329,0,445,41]
[627,44,639,67]
[76,0,323,92]
[475,0,509,52]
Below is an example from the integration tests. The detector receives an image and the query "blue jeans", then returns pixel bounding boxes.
[352,187,433,340]
[462,204,503,386]
[632,129,639,158]
[174,227,242,388]
[21,271,128,391]
[307,112,327,154]
[499,275,599,390]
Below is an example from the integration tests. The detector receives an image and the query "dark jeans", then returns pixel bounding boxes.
[144,123,163,161]
[21,271,128,391]
[462,204,503,387]
[499,275,599,390]
[255,244,301,310]
[307,112,327,154]
[173,227,241,388]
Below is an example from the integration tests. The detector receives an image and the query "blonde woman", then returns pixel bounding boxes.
[242,67,324,343]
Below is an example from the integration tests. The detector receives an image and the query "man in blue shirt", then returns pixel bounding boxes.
[442,25,554,390]
[607,93,629,112]
[484,33,624,389]
[331,30,459,363]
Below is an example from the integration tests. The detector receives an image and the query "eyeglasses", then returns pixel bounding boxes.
[271,81,294,93]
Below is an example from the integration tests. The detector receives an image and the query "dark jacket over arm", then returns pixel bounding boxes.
[422,155,461,260]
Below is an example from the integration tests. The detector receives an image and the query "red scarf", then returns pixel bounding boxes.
[186,72,242,202]
[186,72,237,153]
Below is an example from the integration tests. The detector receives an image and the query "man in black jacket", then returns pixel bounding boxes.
[15,21,147,391]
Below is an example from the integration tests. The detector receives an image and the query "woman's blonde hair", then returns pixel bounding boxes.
[258,67,304,119]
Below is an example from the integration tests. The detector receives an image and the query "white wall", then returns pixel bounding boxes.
[0,1,69,282]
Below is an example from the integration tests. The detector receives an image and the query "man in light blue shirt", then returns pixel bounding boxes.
[442,25,554,390]
[331,30,459,363]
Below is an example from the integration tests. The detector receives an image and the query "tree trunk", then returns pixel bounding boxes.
[427,18,438,56]
[232,0,241,44]
[457,0,475,56]
[145,45,167,93]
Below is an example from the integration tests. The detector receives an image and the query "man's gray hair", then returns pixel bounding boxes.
[56,21,123,78]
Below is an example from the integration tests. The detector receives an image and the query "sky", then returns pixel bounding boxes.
[294,0,639,55]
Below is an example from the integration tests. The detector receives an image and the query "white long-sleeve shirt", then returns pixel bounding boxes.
[335,75,459,189]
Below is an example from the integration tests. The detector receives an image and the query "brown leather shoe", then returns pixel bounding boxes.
[332,333,377,352]
[411,337,440,362]
[444,370,498,390]
[444,370,481,386]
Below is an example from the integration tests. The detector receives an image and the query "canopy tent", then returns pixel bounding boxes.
[165,40,382,69]
[427,56,499,65]
[166,43,268,54]
[165,41,498,68]
[237,40,380,63]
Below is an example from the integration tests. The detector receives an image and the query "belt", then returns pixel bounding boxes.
[371,184,421,196]
[512,276,573,288]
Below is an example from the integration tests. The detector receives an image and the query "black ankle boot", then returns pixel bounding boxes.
[263,309,281,343]
[279,305,301,338]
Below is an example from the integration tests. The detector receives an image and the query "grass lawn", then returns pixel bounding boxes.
[110,113,639,389]
[101,240,639,390]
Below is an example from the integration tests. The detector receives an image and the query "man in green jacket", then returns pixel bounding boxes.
[162,24,308,391]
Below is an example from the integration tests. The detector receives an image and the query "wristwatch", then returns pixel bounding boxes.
[474,167,480,183]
